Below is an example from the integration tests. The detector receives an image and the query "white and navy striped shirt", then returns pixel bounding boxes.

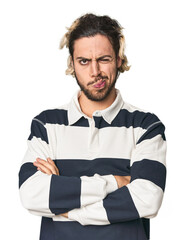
[19,88,167,240]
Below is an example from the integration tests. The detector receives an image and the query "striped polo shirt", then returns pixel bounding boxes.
[18,88,167,240]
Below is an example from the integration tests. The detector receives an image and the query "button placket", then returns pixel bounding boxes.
[88,118,99,155]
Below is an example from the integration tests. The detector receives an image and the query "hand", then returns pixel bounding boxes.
[33,157,59,176]
[60,212,69,218]
[113,175,131,188]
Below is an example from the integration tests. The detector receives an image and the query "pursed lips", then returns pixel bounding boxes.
[92,76,107,86]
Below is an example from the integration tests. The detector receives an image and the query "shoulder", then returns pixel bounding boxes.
[32,103,69,125]
[122,101,164,130]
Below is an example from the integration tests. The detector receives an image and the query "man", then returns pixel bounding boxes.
[18,13,167,240]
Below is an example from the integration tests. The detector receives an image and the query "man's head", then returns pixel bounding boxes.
[59,13,131,101]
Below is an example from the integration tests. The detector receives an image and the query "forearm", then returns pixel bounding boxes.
[60,175,130,219]
[19,158,118,217]
[67,173,165,225]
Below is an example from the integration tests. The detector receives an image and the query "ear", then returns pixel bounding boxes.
[117,56,122,68]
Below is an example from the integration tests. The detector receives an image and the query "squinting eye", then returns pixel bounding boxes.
[100,58,111,62]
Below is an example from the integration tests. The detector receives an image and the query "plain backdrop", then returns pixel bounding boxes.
[1,0,192,239]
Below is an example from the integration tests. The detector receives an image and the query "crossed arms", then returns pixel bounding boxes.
[18,113,166,226]
[33,157,131,218]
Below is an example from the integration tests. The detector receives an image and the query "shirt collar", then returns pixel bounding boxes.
[67,88,124,125]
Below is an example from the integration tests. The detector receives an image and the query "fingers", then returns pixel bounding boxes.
[60,212,68,218]
[47,157,55,166]
[33,158,59,176]
[113,175,131,188]
[34,160,53,175]
[47,158,59,175]
[124,176,131,184]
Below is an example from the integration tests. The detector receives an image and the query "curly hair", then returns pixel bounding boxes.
[59,13,131,77]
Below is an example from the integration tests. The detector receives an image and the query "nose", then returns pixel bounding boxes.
[90,60,101,77]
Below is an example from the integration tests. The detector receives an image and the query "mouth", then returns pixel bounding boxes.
[93,78,106,88]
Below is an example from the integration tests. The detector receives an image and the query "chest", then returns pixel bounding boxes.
[46,119,139,161]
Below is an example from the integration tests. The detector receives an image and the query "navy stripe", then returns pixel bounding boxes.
[130,159,166,191]
[49,157,132,215]
[43,109,68,125]
[40,217,54,240]
[35,109,68,125]
[103,186,140,224]
[18,157,130,191]
[71,116,89,127]
[54,158,131,177]
[28,118,49,144]
[34,109,161,132]
[94,110,160,129]
[142,218,150,240]
[18,162,37,188]
[137,122,166,144]
[36,109,89,127]
[49,174,81,214]
[40,218,148,240]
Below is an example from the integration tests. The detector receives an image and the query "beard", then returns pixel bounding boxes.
[74,70,119,102]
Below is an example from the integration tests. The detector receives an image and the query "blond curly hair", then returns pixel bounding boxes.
[59,13,131,77]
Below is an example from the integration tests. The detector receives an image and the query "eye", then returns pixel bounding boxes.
[79,59,89,65]
[99,58,111,63]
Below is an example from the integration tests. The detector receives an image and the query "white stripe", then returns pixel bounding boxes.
[45,123,147,160]
[52,215,75,222]
[68,200,110,226]
[127,179,164,218]
[21,137,53,164]
[19,171,54,217]
[122,102,150,114]
[131,134,167,167]
[130,134,167,166]
[80,174,118,207]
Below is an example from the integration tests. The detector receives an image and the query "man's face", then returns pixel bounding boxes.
[71,34,122,101]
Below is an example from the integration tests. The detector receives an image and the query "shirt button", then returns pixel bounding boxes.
[95,111,101,116]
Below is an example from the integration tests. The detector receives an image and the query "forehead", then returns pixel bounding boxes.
[73,34,115,57]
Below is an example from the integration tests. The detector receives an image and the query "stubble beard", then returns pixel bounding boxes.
[74,70,119,102]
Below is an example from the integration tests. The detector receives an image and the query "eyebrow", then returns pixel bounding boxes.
[76,55,113,61]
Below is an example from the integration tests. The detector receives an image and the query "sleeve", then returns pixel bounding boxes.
[18,112,118,218]
[67,113,167,226]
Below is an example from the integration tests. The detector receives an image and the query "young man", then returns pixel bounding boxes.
[18,13,167,240]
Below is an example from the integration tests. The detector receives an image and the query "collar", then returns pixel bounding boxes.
[67,88,124,125]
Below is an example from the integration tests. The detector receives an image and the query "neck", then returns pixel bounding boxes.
[78,88,117,118]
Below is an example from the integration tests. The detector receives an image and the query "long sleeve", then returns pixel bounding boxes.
[18,112,118,218]
[67,113,167,226]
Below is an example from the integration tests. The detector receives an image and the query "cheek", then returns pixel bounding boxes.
[74,64,85,78]
[102,64,117,77]
[75,62,89,73]
[101,65,109,72]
